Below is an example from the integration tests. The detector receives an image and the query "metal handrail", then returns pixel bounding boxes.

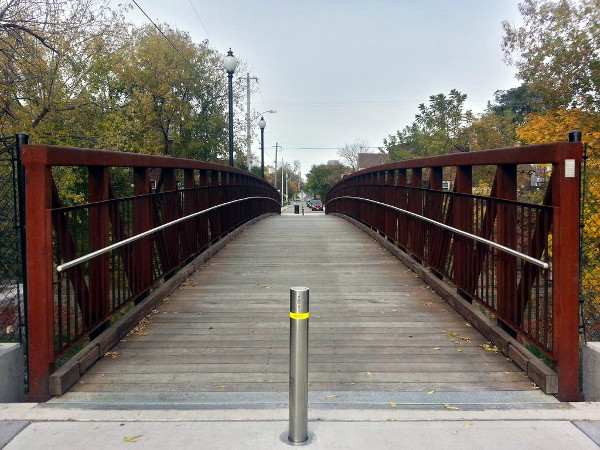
[56,195,280,272]
[326,195,550,270]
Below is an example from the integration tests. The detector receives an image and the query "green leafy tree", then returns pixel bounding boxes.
[384,89,474,160]
[0,0,128,138]
[305,163,350,200]
[489,84,545,123]
[502,0,600,112]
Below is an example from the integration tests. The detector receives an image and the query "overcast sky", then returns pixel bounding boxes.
[128,0,523,175]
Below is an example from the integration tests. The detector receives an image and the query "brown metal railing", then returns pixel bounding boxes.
[23,145,280,400]
[325,142,582,401]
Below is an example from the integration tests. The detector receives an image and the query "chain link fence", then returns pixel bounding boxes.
[581,143,600,341]
[0,135,27,361]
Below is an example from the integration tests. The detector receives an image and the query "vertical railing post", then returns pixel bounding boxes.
[453,165,473,298]
[183,169,197,259]
[133,168,153,300]
[552,144,583,401]
[496,164,517,328]
[289,286,309,443]
[88,166,110,330]
[199,169,209,247]
[428,167,444,275]
[24,153,54,400]
[409,168,423,260]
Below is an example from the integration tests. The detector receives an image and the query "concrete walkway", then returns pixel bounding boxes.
[1,402,600,449]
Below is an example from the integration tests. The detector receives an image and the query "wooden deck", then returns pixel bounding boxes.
[68,210,536,394]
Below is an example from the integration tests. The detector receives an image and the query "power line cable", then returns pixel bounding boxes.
[187,0,212,41]
[131,0,198,74]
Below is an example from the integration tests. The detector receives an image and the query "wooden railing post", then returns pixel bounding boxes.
[552,153,583,401]
[25,158,54,400]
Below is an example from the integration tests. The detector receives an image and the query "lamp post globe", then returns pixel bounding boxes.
[224,49,238,167]
[258,116,266,178]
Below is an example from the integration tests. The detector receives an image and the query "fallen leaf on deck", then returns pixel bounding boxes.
[123,435,142,443]
[390,401,397,408]
[451,431,458,436]
[482,342,500,353]
[104,351,119,359]
[463,423,472,428]
[456,349,463,352]
[465,323,472,327]
[433,347,440,350]
[326,394,338,398]
[366,371,372,375]
[428,390,436,394]
[443,404,459,410]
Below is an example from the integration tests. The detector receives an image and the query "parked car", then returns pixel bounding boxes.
[306,199,313,208]
[311,200,323,211]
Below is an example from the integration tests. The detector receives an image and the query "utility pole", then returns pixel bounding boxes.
[244,73,258,170]
[273,143,279,190]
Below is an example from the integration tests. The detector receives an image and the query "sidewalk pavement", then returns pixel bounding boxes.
[1,400,600,449]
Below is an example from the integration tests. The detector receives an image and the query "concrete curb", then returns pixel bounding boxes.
[331,213,558,395]
[48,213,278,396]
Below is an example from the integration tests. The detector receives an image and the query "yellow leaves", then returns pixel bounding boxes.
[456,349,463,353]
[433,347,441,351]
[325,394,338,399]
[390,401,397,408]
[481,342,500,353]
[443,404,459,410]
[463,423,472,428]
[366,371,373,376]
[427,390,436,395]
[123,435,142,443]
[517,109,600,149]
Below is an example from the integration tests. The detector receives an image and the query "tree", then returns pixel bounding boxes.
[517,109,600,320]
[305,163,350,200]
[337,139,371,171]
[502,0,600,112]
[384,89,474,160]
[0,0,128,137]
[490,84,545,123]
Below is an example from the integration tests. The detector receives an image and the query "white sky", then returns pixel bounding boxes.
[127,0,523,176]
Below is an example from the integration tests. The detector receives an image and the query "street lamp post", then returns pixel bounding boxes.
[224,49,238,167]
[258,116,266,178]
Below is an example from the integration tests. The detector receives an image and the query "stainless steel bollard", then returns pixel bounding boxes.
[289,286,309,443]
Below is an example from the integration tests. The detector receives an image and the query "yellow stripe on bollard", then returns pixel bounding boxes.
[290,312,309,320]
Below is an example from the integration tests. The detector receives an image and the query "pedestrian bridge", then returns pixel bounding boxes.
[21,142,583,403]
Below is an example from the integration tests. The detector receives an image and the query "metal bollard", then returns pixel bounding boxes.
[289,287,309,443]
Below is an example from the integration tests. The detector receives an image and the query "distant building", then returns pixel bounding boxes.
[357,153,389,171]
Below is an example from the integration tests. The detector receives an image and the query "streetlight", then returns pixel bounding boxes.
[224,48,238,167]
[258,116,266,178]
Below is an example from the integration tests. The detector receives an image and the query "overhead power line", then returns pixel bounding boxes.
[131,0,198,74]
[187,0,212,41]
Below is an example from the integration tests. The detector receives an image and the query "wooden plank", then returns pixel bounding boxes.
[66,213,537,398]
